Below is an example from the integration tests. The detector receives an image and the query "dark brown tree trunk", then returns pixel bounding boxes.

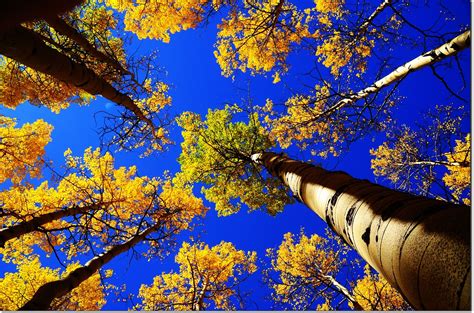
[19,223,161,310]
[0,0,83,30]
[45,16,129,75]
[251,152,470,310]
[0,203,109,248]
[0,25,154,130]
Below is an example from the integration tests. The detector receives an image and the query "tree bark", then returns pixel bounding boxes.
[317,30,471,120]
[320,273,364,310]
[19,223,161,310]
[0,0,83,31]
[0,203,109,248]
[357,0,392,34]
[193,277,209,311]
[0,25,154,130]
[251,152,470,310]
[395,160,470,168]
[45,16,130,75]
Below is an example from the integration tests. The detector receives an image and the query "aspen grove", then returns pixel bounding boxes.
[0,0,470,310]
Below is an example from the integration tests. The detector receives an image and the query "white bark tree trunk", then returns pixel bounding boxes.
[318,30,470,120]
[193,277,209,311]
[320,273,363,310]
[251,152,470,310]
[357,0,392,34]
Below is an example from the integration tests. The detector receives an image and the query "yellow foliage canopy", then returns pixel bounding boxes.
[0,4,126,113]
[138,241,257,310]
[0,256,109,310]
[261,84,342,157]
[215,0,311,77]
[443,134,471,205]
[103,0,223,42]
[0,57,89,113]
[266,231,345,309]
[0,147,206,263]
[370,127,418,183]
[352,265,409,310]
[370,115,470,205]
[101,0,395,80]
[311,0,400,77]
[0,117,52,184]
[266,230,409,310]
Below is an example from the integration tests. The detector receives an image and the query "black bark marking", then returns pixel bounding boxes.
[344,204,358,246]
[362,226,371,246]
[451,42,460,50]
[375,220,382,242]
[423,50,438,59]
[325,215,336,233]
[344,185,390,248]
[340,228,353,247]
[345,206,356,226]
[326,183,351,232]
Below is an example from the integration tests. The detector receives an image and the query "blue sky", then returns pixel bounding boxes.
[0,0,470,310]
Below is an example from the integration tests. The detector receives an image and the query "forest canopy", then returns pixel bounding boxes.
[0,0,470,310]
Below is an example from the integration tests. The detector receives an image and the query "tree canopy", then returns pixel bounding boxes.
[0,0,470,310]
[138,241,257,310]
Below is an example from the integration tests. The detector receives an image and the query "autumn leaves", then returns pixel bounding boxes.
[0,145,208,309]
[0,117,52,184]
[138,241,257,310]
[0,0,471,310]
[0,1,171,155]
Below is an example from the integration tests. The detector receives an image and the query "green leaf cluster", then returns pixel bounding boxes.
[176,105,291,216]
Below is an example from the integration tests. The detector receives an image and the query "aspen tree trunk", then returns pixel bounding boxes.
[318,31,471,120]
[0,203,108,248]
[19,223,161,310]
[45,16,129,75]
[0,26,154,130]
[395,160,470,168]
[320,273,363,310]
[357,0,391,33]
[251,152,470,310]
[0,0,82,30]
[193,277,209,310]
